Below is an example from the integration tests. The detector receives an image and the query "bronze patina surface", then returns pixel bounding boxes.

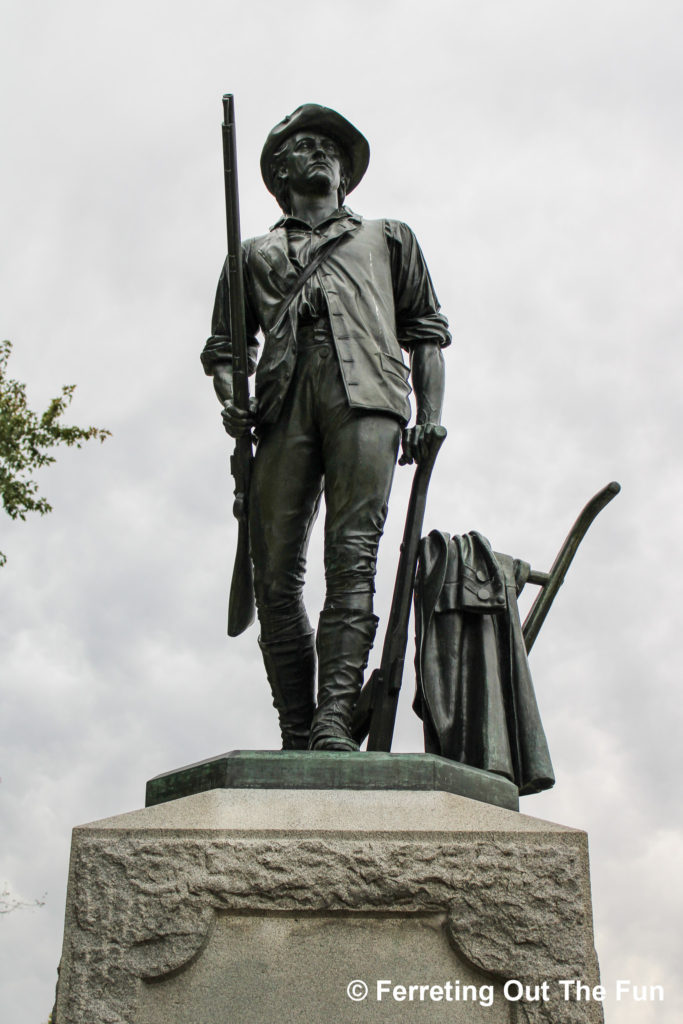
[145,751,519,811]
[203,100,449,754]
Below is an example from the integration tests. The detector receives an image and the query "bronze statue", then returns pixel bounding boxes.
[202,102,450,752]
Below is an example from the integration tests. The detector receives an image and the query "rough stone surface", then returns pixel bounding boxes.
[54,789,603,1024]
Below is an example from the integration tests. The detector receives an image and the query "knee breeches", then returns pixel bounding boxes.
[249,338,401,642]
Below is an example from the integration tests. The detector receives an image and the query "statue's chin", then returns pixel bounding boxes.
[302,171,337,197]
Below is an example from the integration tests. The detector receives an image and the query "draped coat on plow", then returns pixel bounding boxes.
[413,531,555,796]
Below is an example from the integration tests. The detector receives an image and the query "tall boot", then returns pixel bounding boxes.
[309,608,379,752]
[258,632,316,750]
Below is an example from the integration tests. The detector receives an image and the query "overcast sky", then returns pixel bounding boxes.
[1,1,682,1022]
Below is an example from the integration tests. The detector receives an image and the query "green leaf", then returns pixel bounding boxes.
[0,340,111,564]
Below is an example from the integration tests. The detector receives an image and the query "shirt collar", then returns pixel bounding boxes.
[270,206,362,232]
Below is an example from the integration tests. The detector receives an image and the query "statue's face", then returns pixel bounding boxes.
[283,131,343,198]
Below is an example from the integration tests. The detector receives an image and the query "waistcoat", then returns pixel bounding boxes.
[244,217,412,426]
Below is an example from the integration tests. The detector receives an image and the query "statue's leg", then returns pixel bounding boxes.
[249,381,323,749]
[257,633,316,749]
[308,405,402,751]
[309,607,379,751]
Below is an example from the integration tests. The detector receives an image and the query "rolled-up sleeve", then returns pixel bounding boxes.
[384,220,451,351]
[200,246,260,376]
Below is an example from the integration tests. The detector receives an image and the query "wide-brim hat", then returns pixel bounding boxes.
[260,104,370,197]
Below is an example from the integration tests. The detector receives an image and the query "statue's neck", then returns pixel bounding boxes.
[288,190,340,228]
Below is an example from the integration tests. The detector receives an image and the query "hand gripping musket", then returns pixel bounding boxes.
[352,425,448,751]
[222,94,256,637]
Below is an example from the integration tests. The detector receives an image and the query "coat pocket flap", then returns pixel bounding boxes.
[380,351,410,380]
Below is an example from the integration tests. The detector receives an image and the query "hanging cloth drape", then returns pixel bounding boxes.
[413,530,555,796]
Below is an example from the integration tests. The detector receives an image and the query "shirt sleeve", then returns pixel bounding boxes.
[384,220,451,352]
[200,242,261,376]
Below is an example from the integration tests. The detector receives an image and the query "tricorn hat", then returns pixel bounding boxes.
[260,103,370,197]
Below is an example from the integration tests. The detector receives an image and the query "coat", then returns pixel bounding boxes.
[413,530,555,796]
[201,209,451,426]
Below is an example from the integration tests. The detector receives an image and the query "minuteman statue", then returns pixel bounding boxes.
[202,104,450,752]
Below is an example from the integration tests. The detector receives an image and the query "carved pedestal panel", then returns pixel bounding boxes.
[54,788,603,1023]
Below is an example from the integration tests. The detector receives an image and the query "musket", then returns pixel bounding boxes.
[222,94,256,637]
[352,425,447,751]
[522,480,621,652]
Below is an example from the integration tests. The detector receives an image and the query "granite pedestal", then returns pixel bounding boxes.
[54,758,603,1023]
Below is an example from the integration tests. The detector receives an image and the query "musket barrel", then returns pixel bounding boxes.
[221,94,249,413]
[222,94,255,636]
